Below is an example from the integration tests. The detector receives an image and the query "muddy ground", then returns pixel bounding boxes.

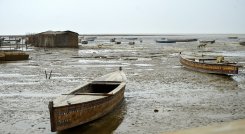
[0,35,245,134]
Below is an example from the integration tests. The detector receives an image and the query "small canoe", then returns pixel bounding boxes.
[179,54,239,75]
[48,69,126,132]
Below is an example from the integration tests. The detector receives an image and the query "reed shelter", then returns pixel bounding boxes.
[28,30,78,48]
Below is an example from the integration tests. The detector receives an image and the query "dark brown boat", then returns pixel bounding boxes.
[0,50,29,61]
[179,54,239,75]
[239,41,245,46]
[48,69,126,132]
[199,40,215,44]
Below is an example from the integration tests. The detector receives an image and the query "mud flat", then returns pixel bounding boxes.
[0,35,245,134]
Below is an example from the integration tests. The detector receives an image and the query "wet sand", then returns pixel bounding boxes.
[0,35,245,134]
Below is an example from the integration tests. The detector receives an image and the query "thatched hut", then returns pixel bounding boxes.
[29,30,78,48]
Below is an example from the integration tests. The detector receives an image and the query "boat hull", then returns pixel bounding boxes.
[0,51,29,61]
[49,84,125,132]
[156,40,176,43]
[179,55,239,75]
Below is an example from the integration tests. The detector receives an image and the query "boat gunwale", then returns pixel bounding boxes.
[52,81,126,108]
[180,55,239,67]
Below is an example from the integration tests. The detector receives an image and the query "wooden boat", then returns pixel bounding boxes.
[48,68,126,132]
[0,50,29,61]
[199,40,215,44]
[156,40,176,43]
[239,41,245,46]
[167,38,198,42]
[84,37,97,41]
[228,36,238,39]
[156,38,197,43]
[125,37,137,40]
[179,54,239,75]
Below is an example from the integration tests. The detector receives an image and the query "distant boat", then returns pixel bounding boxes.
[0,50,29,61]
[156,40,176,43]
[84,37,97,41]
[129,42,135,45]
[156,38,197,43]
[167,38,198,42]
[49,68,126,132]
[239,41,245,46]
[115,41,121,44]
[179,53,239,75]
[81,41,88,44]
[199,40,215,44]
[228,36,238,39]
[125,37,137,40]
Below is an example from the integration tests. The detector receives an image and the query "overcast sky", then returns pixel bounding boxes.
[0,0,244,35]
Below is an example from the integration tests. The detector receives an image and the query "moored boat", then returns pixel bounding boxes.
[156,40,176,43]
[48,68,126,132]
[179,53,239,75]
[239,41,245,46]
[84,37,97,41]
[199,40,215,44]
[0,50,29,61]
[156,38,197,43]
[167,38,198,42]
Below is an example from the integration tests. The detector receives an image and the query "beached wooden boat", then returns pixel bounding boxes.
[125,37,137,40]
[48,69,126,132]
[239,41,245,46]
[156,38,197,43]
[228,36,238,39]
[0,50,29,61]
[179,54,239,75]
[156,40,176,43]
[84,37,97,41]
[199,40,215,44]
[167,38,198,42]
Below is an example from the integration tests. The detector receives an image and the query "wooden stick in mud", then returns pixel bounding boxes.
[45,70,47,79]
[49,70,52,79]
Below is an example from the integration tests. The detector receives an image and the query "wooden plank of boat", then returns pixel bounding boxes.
[179,54,239,75]
[49,68,126,132]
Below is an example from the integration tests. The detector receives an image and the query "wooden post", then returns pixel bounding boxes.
[49,70,52,79]
[45,70,47,79]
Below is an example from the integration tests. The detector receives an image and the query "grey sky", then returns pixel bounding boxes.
[0,0,245,34]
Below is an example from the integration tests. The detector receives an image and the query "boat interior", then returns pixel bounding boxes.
[53,81,123,107]
[72,81,121,94]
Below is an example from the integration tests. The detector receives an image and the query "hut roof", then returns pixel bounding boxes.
[39,30,78,35]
